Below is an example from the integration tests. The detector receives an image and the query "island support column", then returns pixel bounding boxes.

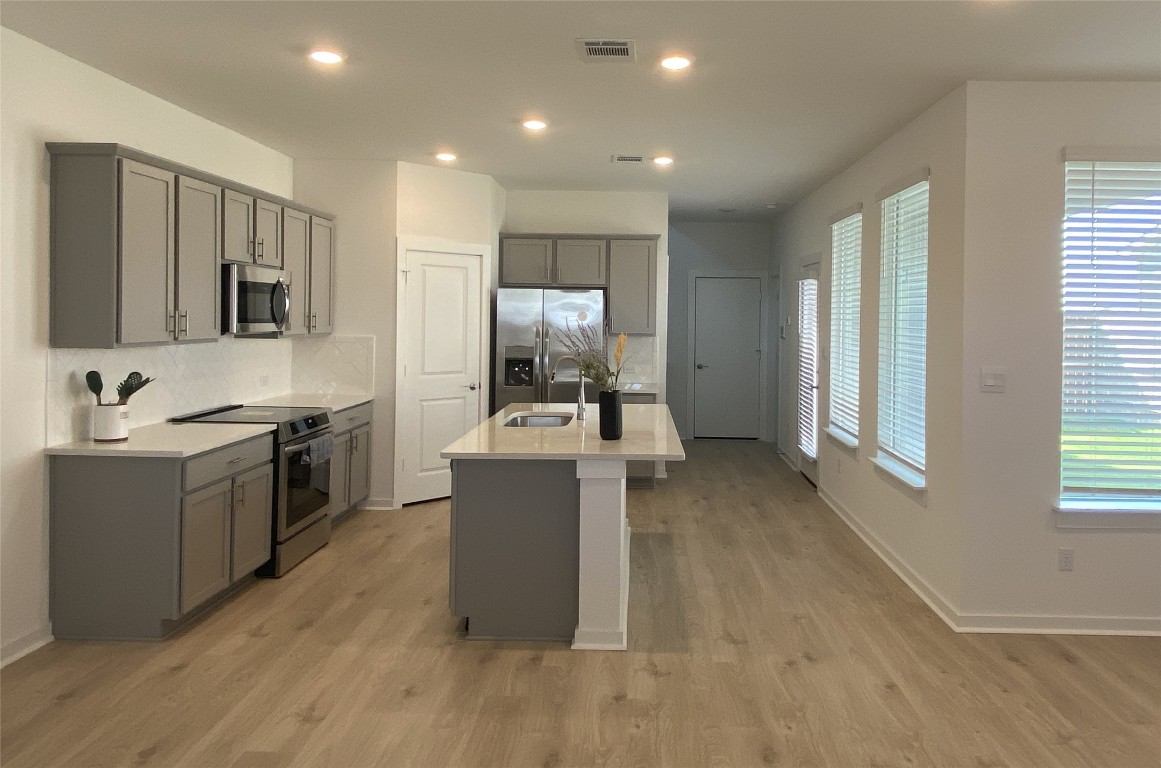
[572,459,630,650]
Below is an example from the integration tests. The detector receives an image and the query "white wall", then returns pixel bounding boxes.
[294,160,503,508]
[959,81,1161,629]
[771,85,969,617]
[503,190,670,396]
[667,222,777,439]
[0,29,294,663]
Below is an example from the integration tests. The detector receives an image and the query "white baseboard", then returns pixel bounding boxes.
[817,489,1161,637]
[1,625,53,668]
[359,497,395,510]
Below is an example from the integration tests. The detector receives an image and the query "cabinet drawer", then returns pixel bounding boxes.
[334,402,373,434]
[184,435,273,492]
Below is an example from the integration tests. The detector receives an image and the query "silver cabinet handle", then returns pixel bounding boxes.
[248,238,255,256]
[179,310,189,336]
[235,482,245,506]
[311,313,317,330]
[257,238,264,260]
[227,455,247,464]
[696,363,709,369]
[167,311,177,335]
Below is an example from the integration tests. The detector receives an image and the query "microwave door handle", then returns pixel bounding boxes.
[272,277,289,331]
[282,281,292,331]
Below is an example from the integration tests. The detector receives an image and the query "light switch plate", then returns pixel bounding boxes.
[980,366,1007,393]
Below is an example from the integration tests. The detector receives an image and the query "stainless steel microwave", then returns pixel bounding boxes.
[224,264,290,336]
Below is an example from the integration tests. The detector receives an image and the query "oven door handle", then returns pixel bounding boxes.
[284,432,334,455]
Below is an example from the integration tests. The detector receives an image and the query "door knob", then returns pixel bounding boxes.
[696,363,709,369]
[466,383,478,391]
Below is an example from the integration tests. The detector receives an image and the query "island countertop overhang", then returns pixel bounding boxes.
[441,403,685,462]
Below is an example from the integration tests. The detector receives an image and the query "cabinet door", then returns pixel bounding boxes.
[254,198,282,268]
[222,190,255,264]
[231,463,273,580]
[608,239,657,334]
[282,208,311,336]
[180,479,232,613]
[555,239,607,286]
[175,176,221,341]
[330,431,351,514]
[118,159,175,344]
[501,239,552,285]
[309,217,334,333]
[348,425,371,505]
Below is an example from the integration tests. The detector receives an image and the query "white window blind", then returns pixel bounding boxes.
[1061,160,1161,502]
[878,180,929,473]
[798,277,819,460]
[829,213,862,440]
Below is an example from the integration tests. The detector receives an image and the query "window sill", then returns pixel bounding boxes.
[870,452,926,491]
[824,426,858,451]
[1054,501,1161,531]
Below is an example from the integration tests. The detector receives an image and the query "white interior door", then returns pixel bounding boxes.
[693,276,763,438]
[395,243,485,505]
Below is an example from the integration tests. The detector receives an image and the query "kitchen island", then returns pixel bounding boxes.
[441,402,684,650]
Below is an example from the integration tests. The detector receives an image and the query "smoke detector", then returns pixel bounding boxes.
[611,154,645,165]
[577,39,636,61]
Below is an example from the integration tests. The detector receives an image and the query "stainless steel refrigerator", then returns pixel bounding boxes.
[492,288,606,414]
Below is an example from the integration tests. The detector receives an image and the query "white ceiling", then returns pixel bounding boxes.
[3,1,1159,220]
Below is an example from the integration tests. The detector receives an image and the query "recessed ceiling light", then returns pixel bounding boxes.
[766,203,780,209]
[522,119,548,131]
[660,56,691,71]
[653,156,674,166]
[309,49,345,65]
[435,152,457,162]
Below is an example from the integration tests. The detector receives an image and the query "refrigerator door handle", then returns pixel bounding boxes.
[540,323,550,404]
[533,324,543,404]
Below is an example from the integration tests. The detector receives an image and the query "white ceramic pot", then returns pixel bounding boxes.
[92,404,129,442]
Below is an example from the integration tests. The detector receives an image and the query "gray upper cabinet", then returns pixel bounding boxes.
[175,176,221,341]
[555,239,607,286]
[282,207,311,336]
[118,160,176,345]
[500,238,553,285]
[222,189,255,264]
[309,216,335,333]
[609,238,657,335]
[47,143,335,348]
[180,479,232,614]
[254,198,282,268]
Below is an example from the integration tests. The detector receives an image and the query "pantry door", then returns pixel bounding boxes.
[394,238,490,506]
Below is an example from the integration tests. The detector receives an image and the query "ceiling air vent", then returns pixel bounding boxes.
[611,154,645,165]
[577,39,636,62]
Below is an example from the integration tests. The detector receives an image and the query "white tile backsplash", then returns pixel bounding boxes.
[48,336,292,444]
[614,335,657,386]
[291,335,374,395]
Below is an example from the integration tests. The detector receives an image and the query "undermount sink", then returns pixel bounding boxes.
[503,412,574,428]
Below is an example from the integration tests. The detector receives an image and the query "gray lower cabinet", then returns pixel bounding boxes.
[330,403,372,517]
[609,239,657,334]
[450,459,580,640]
[623,392,658,485]
[50,435,274,640]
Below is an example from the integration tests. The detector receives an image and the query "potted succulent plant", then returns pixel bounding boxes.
[557,322,629,440]
[86,370,154,442]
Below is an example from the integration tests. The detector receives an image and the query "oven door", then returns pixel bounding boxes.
[278,432,332,542]
[227,264,290,335]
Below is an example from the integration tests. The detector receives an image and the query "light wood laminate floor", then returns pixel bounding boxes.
[3,441,1158,767]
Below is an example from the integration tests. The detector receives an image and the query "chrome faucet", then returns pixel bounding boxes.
[548,355,586,421]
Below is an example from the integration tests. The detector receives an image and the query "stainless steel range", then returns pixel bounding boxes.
[172,404,334,577]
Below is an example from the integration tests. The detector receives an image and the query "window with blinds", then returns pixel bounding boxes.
[829,212,862,442]
[1060,160,1161,504]
[798,277,819,460]
[878,180,929,474]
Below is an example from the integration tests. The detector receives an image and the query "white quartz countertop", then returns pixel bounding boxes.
[45,422,274,458]
[442,403,685,461]
[251,393,373,412]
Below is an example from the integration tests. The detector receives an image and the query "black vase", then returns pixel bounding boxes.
[598,390,623,440]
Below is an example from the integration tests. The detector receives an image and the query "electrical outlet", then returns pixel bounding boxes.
[1058,548,1074,572]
